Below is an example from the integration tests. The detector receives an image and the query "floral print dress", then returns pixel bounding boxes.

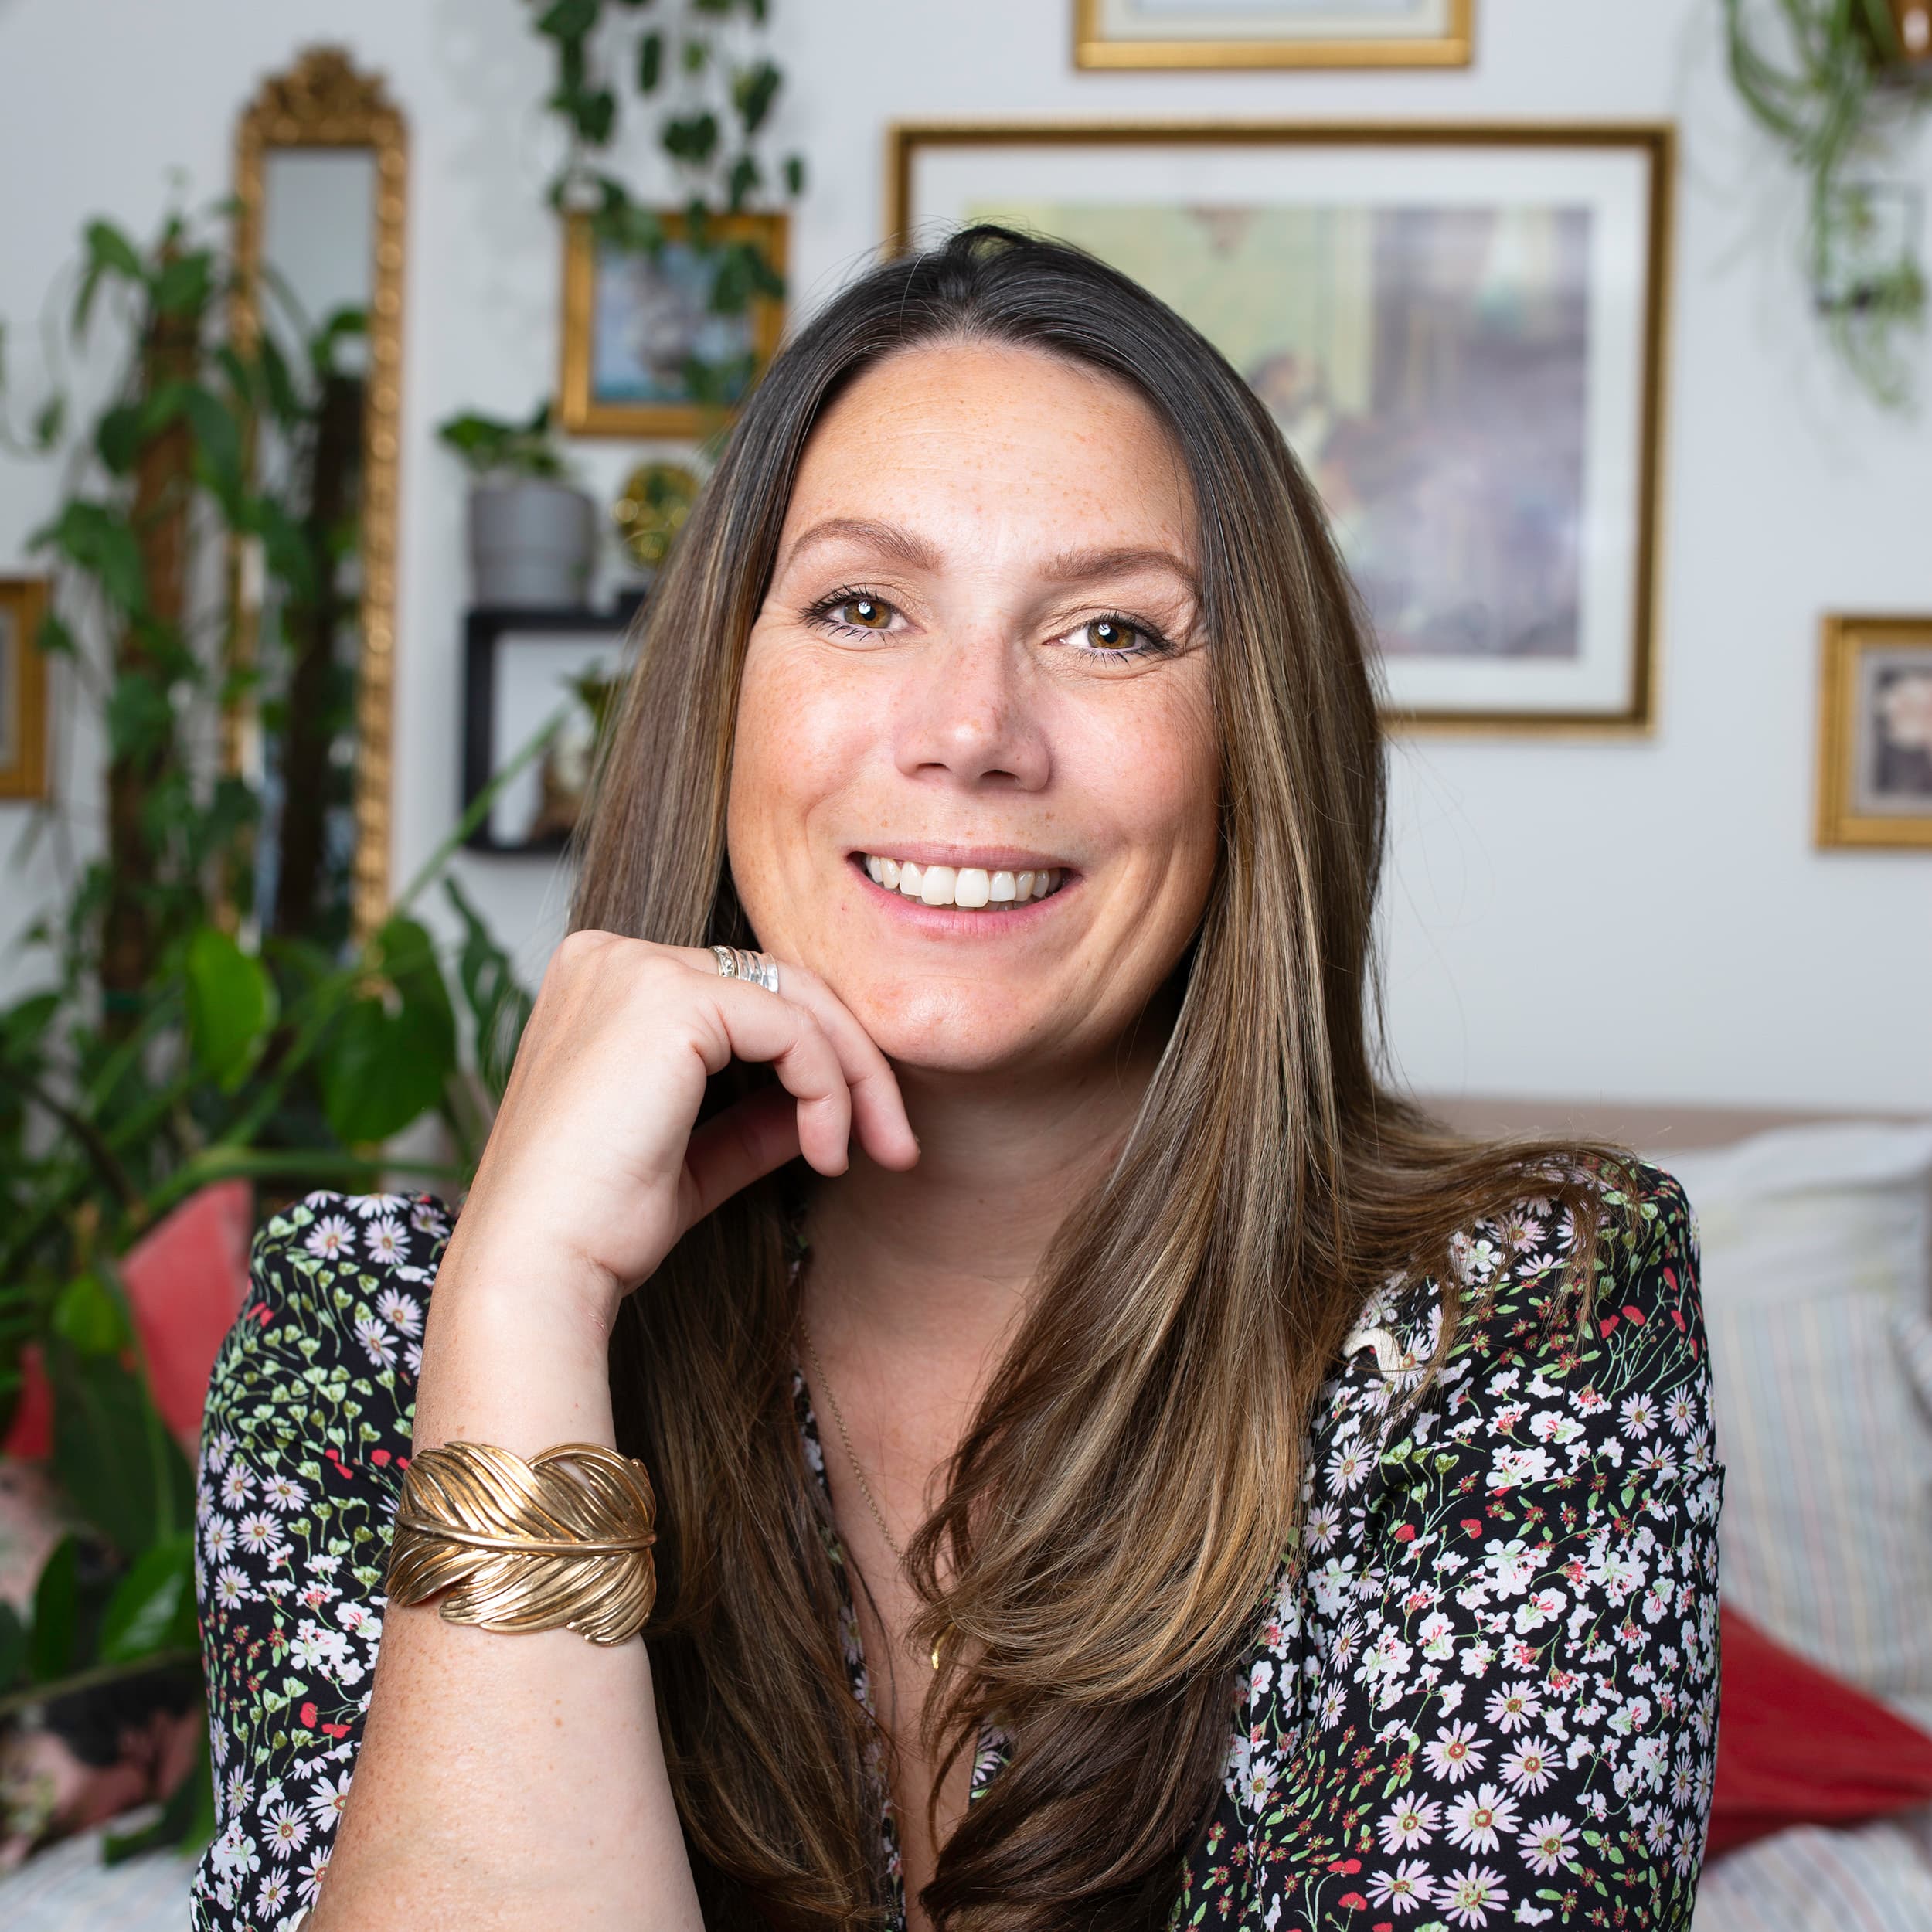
[190,1166,1720,1932]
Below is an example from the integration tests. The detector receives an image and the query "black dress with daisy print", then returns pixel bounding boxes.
[189,1165,1720,1932]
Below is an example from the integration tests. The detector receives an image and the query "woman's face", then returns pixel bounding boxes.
[729,341,1219,1077]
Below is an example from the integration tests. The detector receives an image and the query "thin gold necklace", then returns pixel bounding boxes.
[801,1321,944,1670]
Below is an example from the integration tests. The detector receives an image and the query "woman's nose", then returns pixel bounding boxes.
[891,632,1050,791]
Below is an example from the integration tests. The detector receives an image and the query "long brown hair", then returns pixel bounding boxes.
[572,226,1619,1932]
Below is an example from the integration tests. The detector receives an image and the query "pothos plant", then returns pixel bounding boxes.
[0,206,539,1862]
[527,0,803,410]
[1723,0,1932,406]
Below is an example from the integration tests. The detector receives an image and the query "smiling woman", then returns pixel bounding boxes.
[190,228,1720,1932]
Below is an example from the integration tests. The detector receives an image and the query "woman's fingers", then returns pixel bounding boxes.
[668,948,918,1173]
[679,1087,801,1230]
[692,978,853,1175]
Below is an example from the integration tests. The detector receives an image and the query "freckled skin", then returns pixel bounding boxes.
[728,342,1220,1078]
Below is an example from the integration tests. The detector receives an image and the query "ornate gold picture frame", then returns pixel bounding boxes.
[559,211,787,438]
[0,577,49,801]
[1073,0,1475,70]
[891,121,1672,733]
[232,46,409,942]
[1816,614,1932,850]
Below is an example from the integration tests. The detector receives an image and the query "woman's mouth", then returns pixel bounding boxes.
[854,852,1070,910]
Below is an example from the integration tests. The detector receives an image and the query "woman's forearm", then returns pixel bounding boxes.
[314,1234,703,1932]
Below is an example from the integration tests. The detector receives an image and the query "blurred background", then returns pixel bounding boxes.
[1,0,1930,1923]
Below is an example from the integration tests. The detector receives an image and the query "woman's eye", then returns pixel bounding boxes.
[829,595,895,631]
[1070,615,1165,658]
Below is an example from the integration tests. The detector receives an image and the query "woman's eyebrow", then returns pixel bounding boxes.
[781,516,944,573]
[1039,544,1199,594]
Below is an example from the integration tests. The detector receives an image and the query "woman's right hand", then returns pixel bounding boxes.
[444,931,919,1332]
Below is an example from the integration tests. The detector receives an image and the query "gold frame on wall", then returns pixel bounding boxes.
[0,577,49,801]
[232,46,408,942]
[1816,614,1932,850]
[558,211,788,438]
[1073,0,1475,69]
[888,120,1674,735]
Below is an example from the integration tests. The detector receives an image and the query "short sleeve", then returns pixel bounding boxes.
[189,1192,451,1932]
[1174,1165,1723,1932]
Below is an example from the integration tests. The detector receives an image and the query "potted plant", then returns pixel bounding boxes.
[437,400,597,608]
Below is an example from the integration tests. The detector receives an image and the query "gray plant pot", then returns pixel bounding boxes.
[468,479,597,608]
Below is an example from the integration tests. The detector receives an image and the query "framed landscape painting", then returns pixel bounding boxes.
[1074,0,1475,68]
[890,123,1673,731]
[1816,615,1932,850]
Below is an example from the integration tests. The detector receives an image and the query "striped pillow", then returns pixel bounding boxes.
[1658,1124,1932,1732]
[1693,1810,1932,1931]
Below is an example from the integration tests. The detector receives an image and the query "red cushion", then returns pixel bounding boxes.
[1710,1602,1932,1855]
[2,1179,253,1460]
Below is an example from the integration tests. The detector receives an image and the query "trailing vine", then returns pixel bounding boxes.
[526,0,801,399]
[1723,0,1932,406]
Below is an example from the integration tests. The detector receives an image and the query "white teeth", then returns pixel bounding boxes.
[862,855,1064,908]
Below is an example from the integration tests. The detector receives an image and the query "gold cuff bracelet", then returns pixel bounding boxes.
[386,1440,658,1645]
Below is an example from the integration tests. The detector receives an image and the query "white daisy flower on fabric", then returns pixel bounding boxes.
[264,1803,310,1860]
[1519,1811,1579,1874]
[1664,1389,1698,1436]
[297,1846,332,1903]
[1325,1440,1373,1493]
[410,1199,449,1236]
[254,1869,294,1914]
[214,1563,253,1608]
[1500,1736,1557,1794]
[374,1286,423,1335]
[219,1464,253,1508]
[1377,1795,1441,1853]
[1447,1784,1519,1853]
[1305,1502,1342,1551]
[1485,1681,1542,1733]
[1440,1862,1509,1926]
[354,1313,396,1368]
[364,1217,407,1267]
[204,1515,236,1562]
[1422,1720,1486,1784]
[352,1193,410,1219]
[1619,1392,1658,1438]
[239,1512,282,1554]
[304,1767,354,1829]
[262,1471,310,1512]
[1366,1857,1436,1913]
[304,1214,355,1261]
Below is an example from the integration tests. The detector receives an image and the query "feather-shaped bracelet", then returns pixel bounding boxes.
[386,1440,658,1645]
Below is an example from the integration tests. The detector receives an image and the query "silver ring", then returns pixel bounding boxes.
[712,944,780,995]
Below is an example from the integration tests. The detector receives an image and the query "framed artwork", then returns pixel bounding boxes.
[1074,0,1475,69]
[463,604,637,854]
[559,211,787,437]
[890,123,1674,732]
[1816,614,1932,850]
[0,577,49,801]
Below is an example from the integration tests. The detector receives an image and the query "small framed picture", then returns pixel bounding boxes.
[1073,0,1475,69]
[893,122,1672,730]
[558,211,787,437]
[0,577,49,801]
[1816,614,1932,850]
[462,604,638,854]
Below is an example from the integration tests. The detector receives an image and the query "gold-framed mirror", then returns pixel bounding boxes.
[230,46,406,944]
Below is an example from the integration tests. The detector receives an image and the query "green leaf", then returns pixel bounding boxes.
[731,60,781,137]
[444,878,534,1100]
[537,0,600,37]
[318,916,458,1144]
[48,1342,195,1560]
[185,924,277,1090]
[53,1271,131,1356]
[106,668,174,761]
[180,383,243,497]
[32,393,66,450]
[95,401,144,474]
[153,250,213,320]
[682,35,710,73]
[31,500,145,614]
[0,1600,24,1692]
[34,611,75,662]
[783,154,805,197]
[637,29,663,91]
[84,219,146,282]
[29,1535,80,1682]
[725,153,760,212]
[662,111,720,168]
[98,1532,196,1662]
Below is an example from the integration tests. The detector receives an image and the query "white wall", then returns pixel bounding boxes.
[1,0,1927,1111]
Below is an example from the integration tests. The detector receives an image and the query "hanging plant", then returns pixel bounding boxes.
[525,0,801,392]
[1722,0,1932,406]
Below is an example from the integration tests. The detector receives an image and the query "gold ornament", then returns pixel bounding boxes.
[612,460,702,573]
